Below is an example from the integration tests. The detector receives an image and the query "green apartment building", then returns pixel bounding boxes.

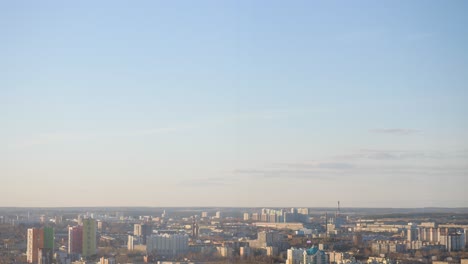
[82,218,97,257]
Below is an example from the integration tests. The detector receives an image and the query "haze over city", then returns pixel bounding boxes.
[1,1,467,208]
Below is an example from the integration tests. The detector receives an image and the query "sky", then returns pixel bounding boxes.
[1,1,467,208]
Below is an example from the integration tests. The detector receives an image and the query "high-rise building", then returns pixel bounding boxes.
[133,224,151,236]
[243,213,250,221]
[82,218,97,257]
[43,227,54,251]
[27,227,54,263]
[440,231,466,252]
[430,227,439,242]
[128,235,135,251]
[215,211,222,219]
[407,224,419,242]
[438,227,449,242]
[68,226,83,254]
[27,228,44,263]
[134,223,151,244]
[251,213,259,221]
[134,224,143,236]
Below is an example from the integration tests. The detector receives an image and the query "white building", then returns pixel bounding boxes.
[286,247,329,264]
[298,208,309,215]
[128,235,135,251]
[243,213,250,221]
[127,235,146,252]
[146,234,189,256]
[215,211,222,219]
[26,229,35,263]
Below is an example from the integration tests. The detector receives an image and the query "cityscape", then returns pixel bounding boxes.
[1,1,467,264]
[0,206,467,264]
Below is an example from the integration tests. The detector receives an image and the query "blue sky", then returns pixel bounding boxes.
[1,1,467,207]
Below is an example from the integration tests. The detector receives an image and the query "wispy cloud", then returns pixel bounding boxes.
[333,149,453,161]
[277,162,355,170]
[235,146,468,182]
[234,161,355,180]
[370,128,419,135]
[235,161,468,181]
[317,162,355,169]
[362,165,468,177]
[234,169,335,180]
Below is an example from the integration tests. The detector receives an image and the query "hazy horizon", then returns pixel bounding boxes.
[1,1,467,208]
[1,206,468,210]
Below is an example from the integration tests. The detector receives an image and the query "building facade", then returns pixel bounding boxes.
[82,218,97,257]
[286,247,329,264]
[146,234,189,256]
[27,228,43,263]
[27,227,54,264]
[68,225,83,254]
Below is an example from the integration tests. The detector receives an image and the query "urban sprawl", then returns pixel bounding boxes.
[1,205,467,264]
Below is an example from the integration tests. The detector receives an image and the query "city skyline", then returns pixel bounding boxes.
[1,1,467,207]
